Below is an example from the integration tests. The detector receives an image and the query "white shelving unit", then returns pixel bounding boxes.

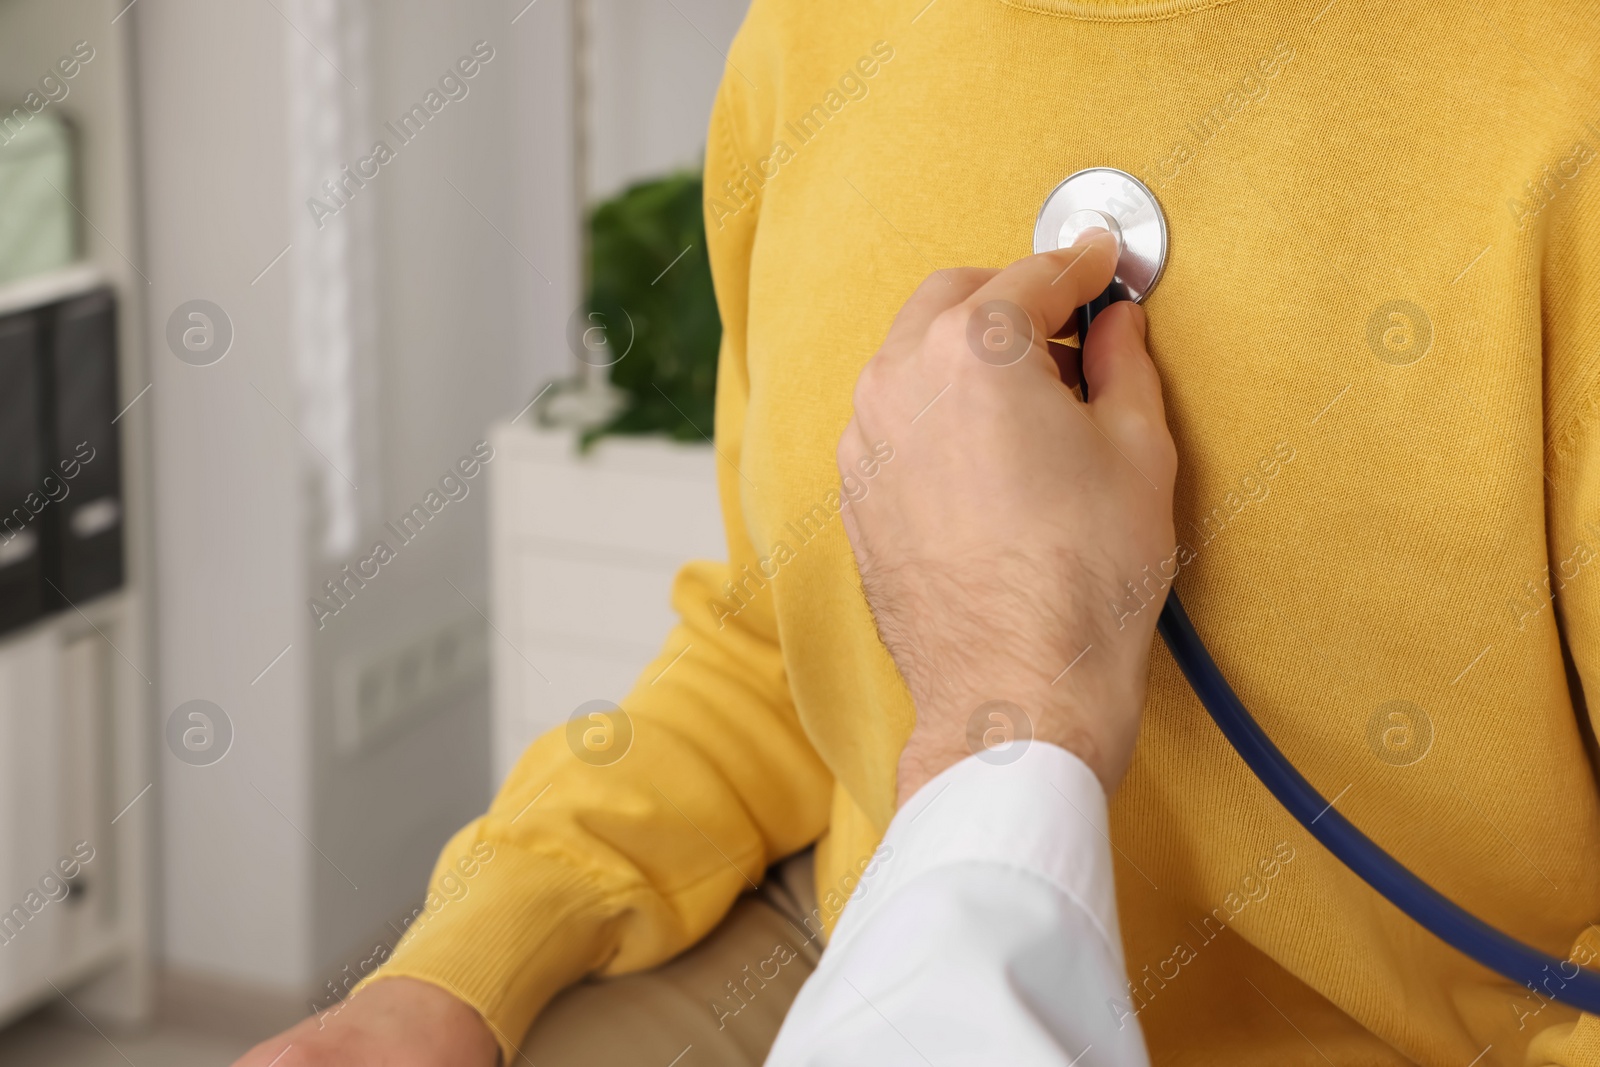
[0,0,154,1030]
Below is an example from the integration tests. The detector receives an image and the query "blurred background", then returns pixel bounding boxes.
[0,0,743,1061]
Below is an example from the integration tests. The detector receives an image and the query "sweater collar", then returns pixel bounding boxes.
[1000,0,1244,20]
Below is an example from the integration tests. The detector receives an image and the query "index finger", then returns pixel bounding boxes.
[883,266,997,349]
[963,229,1120,345]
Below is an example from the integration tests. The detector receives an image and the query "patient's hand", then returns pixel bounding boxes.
[231,976,499,1067]
[838,231,1177,804]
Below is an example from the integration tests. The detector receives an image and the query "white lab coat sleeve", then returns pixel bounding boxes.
[764,740,1151,1067]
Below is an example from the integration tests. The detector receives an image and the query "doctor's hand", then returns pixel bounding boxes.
[230,976,499,1067]
[838,230,1177,805]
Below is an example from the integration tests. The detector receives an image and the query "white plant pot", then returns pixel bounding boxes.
[486,421,721,784]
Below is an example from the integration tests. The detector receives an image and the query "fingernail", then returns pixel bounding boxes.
[1068,225,1113,248]
[1060,210,1122,254]
[1131,302,1148,337]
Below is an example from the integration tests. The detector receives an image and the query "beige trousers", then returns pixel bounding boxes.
[517,852,821,1066]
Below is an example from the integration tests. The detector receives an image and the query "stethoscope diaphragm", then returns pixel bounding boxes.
[1033,167,1168,305]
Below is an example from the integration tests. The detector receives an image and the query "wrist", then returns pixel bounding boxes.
[897,687,1130,807]
[360,975,500,1064]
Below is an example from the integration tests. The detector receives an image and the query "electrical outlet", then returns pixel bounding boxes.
[336,615,487,755]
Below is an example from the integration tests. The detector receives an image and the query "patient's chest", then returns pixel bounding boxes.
[717,1,1600,1056]
[729,6,1565,825]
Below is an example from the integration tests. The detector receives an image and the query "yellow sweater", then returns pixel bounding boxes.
[378,1,1600,1062]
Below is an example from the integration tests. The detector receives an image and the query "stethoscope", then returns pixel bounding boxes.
[1037,167,1600,1013]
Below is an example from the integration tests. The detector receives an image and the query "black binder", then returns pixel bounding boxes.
[46,289,123,606]
[0,311,45,635]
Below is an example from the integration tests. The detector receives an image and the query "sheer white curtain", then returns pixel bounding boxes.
[284,0,381,559]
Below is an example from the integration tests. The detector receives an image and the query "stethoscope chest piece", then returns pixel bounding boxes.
[1034,167,1168,305]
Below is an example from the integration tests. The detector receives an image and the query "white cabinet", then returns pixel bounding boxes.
[486,422,721,784]
[0,593,149,1027]
[0,629,64,1004]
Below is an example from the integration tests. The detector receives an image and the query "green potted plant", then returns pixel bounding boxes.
[537,170,721,447]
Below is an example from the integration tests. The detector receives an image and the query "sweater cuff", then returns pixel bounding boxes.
[356,835,613,1064]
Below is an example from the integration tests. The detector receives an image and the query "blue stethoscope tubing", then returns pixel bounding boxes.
[1155,592,1600,1012]
[1047,161,1600,1011]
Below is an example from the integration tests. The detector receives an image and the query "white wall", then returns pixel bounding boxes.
[135,0,546,992]
[135,0,750,998]
[135,0,316,988]
[589,0,749,200]
[309,0,529,980]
